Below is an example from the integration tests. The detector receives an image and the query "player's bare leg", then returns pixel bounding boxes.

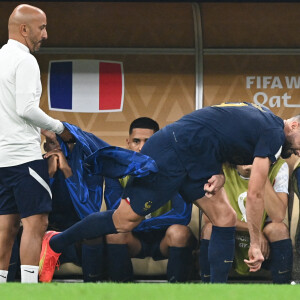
[0,214,20,282]
[21,214,48,265]
[194,187,236,283]
[112,199,144,233]
[21,213,48,282]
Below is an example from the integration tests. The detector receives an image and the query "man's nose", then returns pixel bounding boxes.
[43,29,48,40]
[138,141,146,152]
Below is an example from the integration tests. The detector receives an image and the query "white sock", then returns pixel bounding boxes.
[21,265,39,283]
[0,270,8,283]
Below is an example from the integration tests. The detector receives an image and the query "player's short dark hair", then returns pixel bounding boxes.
[129,117,159,134]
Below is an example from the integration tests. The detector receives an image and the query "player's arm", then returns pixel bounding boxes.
[44,149,72,178]
[15,57,73,142]
[236,219,270,259]
[244,156,270,271]
[246,157,270,246]
[15,57,64,134]
[226,187,270,258]
[46,155,58,178]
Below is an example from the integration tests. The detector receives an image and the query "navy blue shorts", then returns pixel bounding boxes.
[0,159,52,218]
[133,229,167,260]
[123,126,222,216]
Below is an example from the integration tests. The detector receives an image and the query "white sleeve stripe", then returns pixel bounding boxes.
[274,146,282,160]
[28,167,52,199]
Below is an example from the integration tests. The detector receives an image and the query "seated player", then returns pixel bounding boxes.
[104,117,196,282]
[200,159,293,283]
[42,129,106,282]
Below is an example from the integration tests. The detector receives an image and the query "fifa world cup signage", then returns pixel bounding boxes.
[246,76,300,108]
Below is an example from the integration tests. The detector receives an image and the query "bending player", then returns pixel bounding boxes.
[39,103,300,283]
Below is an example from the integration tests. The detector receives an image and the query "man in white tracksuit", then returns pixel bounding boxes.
[0,4,71,283]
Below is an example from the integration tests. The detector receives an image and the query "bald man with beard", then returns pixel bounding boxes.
[0,4,72,283]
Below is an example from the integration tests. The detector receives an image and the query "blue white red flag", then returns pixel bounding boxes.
[48,60,124,112]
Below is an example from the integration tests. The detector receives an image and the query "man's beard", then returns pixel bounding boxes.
[281,139,294,159]
[31,40,41,52]
[30,38,43,53]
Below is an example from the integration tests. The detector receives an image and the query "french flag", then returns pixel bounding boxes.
[48,60,124,112]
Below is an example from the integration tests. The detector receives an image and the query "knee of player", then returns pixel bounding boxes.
[263,222,290,242]
[165,224,193,247]
[106,232,131,244]
[216,207,236,227]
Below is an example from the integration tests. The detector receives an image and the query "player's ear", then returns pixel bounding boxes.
[291,121,300,131]
[20,24,28,37]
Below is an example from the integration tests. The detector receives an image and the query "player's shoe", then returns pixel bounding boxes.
[39,231,61,283]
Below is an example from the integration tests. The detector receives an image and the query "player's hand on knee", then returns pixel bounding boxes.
[204,174,225,198]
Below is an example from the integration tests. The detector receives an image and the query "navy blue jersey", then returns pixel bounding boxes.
[104,176,192,232]
[166,102,284,165]
[121,103,286,214]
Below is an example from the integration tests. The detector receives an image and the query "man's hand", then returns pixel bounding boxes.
[259,232,270,260]
[246,157,270,269]
[59,127,75,143]
[41,129,56,140]
[204,174,225,198]
[44,149,73,178]
[244,244,264,272]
